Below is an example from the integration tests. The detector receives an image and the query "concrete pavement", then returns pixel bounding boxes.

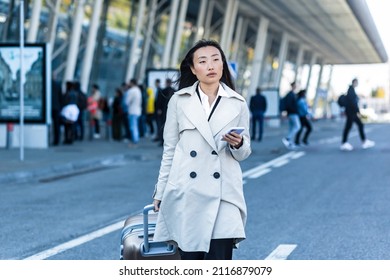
[0,137,164,184]
[0,118,349,185]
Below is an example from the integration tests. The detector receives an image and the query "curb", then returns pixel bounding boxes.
[0,154,127,185]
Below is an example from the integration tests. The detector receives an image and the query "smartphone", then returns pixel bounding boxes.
[225,127,245,135]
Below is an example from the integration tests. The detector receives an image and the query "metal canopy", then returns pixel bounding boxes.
[239,0,388,64]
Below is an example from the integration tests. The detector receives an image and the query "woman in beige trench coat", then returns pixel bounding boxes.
[153,40,251,260]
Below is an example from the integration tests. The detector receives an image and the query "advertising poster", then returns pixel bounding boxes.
[0,44,47,123]
[146,69,179,92]
[261,88,280,118]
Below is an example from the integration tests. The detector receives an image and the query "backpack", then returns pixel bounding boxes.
[337,94,346,107]
[279,96,287,112]
[77,92,87,110]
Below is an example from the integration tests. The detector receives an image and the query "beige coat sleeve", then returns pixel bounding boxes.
[228,100,251,161]
[153,95,179,200]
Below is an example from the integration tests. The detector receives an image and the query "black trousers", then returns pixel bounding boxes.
[146,113,155,134]
[51,109,61,145]
[342,114,365,143]
[251,111,265,141]
[122,114,131,140]
[295,116,312,144]
[179,238,234,260]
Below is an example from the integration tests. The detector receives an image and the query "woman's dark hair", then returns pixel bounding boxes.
[115,87,122,96]
[176,39,235,90]
[65,81,74,92]
[297,89,306,98]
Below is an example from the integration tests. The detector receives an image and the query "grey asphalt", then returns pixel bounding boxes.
[0,136,165,185]
[1,118,389,260]
[0,118,361,185]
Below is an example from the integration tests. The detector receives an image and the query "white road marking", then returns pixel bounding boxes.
[290,151,305,159]
[265,244,297,260]
[242,152,296,178]
[243,151,305,180]
[271,159,289,168]
[247,168,272,179]
[24,220,125,260]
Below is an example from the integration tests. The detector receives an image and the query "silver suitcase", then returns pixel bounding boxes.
[120,204,180,260]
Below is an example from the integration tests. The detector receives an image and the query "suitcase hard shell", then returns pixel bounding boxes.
[120,204,181,260]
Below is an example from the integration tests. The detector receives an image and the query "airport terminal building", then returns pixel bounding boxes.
[0,0,388,147]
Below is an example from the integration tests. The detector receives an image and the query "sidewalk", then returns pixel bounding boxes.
[0,119,343,185]
[0,137,164,184]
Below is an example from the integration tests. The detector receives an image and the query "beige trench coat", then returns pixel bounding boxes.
[153,81,251,252]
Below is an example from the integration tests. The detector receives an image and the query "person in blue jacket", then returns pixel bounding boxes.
[294,89,312,146]
[282,82,301,149]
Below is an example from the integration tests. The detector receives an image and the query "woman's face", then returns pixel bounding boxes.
[190,46,223,86]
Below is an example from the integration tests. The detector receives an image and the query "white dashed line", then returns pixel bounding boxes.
[243,151,305,180]
[247,168,272,179]
[290,151,305,159]
[271,159,289,168]
[265,244,297,260]
[24,220,125,260]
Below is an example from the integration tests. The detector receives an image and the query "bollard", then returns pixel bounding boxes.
[6,123,14,149]
[89,118,94,141]
[105,119,111,141]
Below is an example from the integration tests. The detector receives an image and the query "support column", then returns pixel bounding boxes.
[47,0,61,55]
[326,65,333,91]
[27,0,42,42]
[230,16,243,61]
[232,18,248,63]
[224,0,238,57]
[161,0,180,68]
[203,0,215,39]
[125,0,147,82]
[324,65,333,118]
[305,53,317,90]
[63,0,85,83]
[274,32,289,88]
[247,16,269,98]
[294,45,305,85]
[80,0,103,93]
[312,61,324,117]
[195,0,208,42]
[170,0,189,68]
[138,0,158,82]
[219,0,234,51]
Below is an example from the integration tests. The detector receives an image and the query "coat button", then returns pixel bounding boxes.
[190,172,197,178]
[190,150,197,157]
[213,172,220,179]
[211,150,217,155]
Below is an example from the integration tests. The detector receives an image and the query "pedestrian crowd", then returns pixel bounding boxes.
[280,81,313,150]
[279,78,374,151]
[51,77,175,148]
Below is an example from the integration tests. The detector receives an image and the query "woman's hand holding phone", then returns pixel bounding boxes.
[222,127,244,148]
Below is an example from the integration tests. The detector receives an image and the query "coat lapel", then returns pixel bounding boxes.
[208,97,240,136]
[182,94,217,151]
[177,82,245,151]
[178,83,216,150]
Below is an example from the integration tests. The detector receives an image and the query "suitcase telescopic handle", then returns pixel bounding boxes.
[143,204,155,252]
[142,204,176,256]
